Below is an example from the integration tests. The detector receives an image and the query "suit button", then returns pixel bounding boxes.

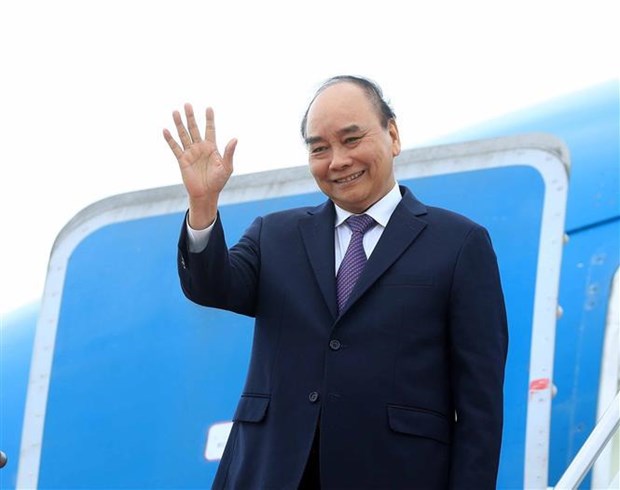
[329,339,341,351]
[308,391,319,403]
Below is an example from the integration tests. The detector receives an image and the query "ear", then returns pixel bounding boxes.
[388,119,401,157]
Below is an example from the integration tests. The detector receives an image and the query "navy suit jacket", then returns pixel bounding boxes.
[177,186,508,489]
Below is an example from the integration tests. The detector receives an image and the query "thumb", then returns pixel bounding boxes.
[223,138,238,168]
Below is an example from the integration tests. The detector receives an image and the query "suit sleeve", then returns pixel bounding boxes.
[448,226,508,489]
[177,211,263,317]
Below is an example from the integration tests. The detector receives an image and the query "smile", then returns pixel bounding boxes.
[334,171,364,184]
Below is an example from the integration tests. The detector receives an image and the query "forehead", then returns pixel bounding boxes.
[305,82,380,135]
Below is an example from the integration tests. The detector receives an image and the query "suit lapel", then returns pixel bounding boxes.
[298,201,338,319]
[339,188,428,317]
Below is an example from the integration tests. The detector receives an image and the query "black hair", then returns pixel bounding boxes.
[300,75,396,139]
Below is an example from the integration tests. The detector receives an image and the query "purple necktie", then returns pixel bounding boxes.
[336,214,376,313]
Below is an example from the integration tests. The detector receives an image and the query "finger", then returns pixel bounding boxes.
[223,138,238,169]
[173,110,192,150]
[162,128,184,160]
[205,107,216,143]
[185,103,202,143]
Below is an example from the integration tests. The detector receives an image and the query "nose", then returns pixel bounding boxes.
[329,146,352,171]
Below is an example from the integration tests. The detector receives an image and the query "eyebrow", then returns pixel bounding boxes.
[304,125,364,146]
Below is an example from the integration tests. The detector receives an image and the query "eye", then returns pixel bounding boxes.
[344,136,362,144]
[310,145,327,154]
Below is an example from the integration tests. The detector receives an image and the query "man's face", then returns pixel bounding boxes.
[304,82,401,214]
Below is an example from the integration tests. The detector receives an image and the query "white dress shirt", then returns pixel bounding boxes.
[186,182,403,274]
[332,183,402,273]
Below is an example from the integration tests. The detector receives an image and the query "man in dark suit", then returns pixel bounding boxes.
[164,76,508,489]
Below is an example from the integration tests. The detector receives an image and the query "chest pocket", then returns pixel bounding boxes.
[380,274,435,288]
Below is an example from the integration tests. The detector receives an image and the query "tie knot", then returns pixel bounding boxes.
[346,214,376,234]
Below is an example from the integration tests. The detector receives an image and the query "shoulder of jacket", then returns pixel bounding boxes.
[423,205,485,231]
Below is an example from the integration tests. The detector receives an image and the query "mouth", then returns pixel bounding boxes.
[334,171,364,184]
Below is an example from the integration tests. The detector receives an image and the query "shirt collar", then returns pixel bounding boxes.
[334,182,402,228]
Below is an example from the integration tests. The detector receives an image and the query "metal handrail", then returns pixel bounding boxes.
[554,391,620,489]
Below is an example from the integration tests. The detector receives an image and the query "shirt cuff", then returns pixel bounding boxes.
[186,216,216,253]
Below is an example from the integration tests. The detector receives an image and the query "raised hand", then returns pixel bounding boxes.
[163,104,237,228]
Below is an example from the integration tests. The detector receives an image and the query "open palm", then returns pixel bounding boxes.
[163,104,237,201]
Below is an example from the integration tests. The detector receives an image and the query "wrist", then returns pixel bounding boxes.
[188,196,218,230]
